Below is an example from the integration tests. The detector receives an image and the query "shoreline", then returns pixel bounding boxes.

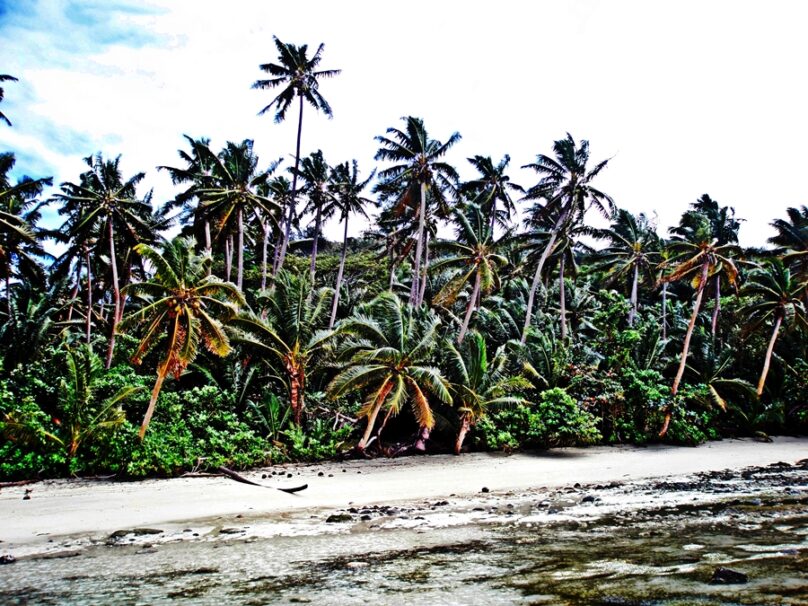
[1,437,807,558]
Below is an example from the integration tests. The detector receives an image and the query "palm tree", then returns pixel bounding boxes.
[55,153,154,368]
[295,150,335,283]
[252,36,341,274]
[443,331,528,454]
[595,209,660,326]
[229,270,333,425]
[659,213,740,436]
[120,237,244,438]
[0,74,18,126]
[265,175,293,283]
[461,155,523,233]
[328,160,375,328]
[196,139,280,291]
[520,133,614,343]
[328,292,451,452]
[431,203,508,342]
[374,116,461,306]
[741,259,807,396]
[769,205,808,303]
[0,152,52,313]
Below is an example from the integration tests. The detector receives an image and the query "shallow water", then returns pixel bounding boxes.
[2,468,807,606]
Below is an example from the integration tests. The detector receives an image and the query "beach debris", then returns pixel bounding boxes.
[710,567,748,584]
[216,466,307,494]
[0,554,16,565]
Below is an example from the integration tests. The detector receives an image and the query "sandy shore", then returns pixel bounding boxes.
[2,437,807,557]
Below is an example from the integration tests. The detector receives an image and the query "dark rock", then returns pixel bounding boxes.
[360,515,371,521]
[261,474,267,479]
[22,494,30,500]
[287,473,293,478]
[481,487,490,493]
[219,528,242,534]
[574,483,581,489]
[318,472,324,477]
[710,567,748,584]
[582,495,596,503]
[348,507,358,513]
[325,513,353,523]
[0,555,16,565]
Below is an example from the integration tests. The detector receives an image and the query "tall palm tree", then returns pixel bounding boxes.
[229,270,333,425]
[520,133,614,343]
[595,209,660,326]
[328,292,451,452]
[0,74,18,126]
[741,259,807,396]
[252,36,341,274]
[265,175,293,284]
[295,150,335,283]
[328,160,375,328]
[0,153,52,313]
[461,155,523,233]
[431,203,508,342]
[769,205,808,303]
[196,139,280,291]
[375,116,461,306]
[120,237,244,438]
[659,213,740,436]
[443,331,528,454]
[55,153,154,368]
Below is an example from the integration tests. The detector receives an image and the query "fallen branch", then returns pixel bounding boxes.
[0,479,38,489]
[216,466,307,494]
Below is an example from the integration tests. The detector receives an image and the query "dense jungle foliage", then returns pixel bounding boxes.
[1,40,806,479]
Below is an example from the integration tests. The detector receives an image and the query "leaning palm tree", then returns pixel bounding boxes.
[658,214,740,436]
[741,259,807,396]
[0,74,18,126]
[595,209,660,326]
[55,153,155,368]
[431,203,508,343]
[461,155,523,233]
[520,133,614,343]
[120,237,244,438]
[374,116,461,306]
[229,270,333,425]
[252,36,341,274]
[328,292,452,452]
[328,160,375,328]
[443,331,528,454]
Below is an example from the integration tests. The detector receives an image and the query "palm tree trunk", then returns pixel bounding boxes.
[85,247,92,344]
[628,263,639,327]
[139,360,169,440]
[559,255,568,340]
[661,282,668,339]
[489,199,497,234]
[521,205,570,344]
[458,271,481,343]
[285,356,305,425]
[329,212,349,329]
[357,381,394,451]
[711,277,721,339]
[236,207,244,291]
[261,220,269,290]
[277,94,305,273]
[309,202,322,284]
[5,273,10,316]
[67,262,81,321]
[224,234,233,282]
[204,220,212,276]
[454,414,471,455]
[418,230,430,306]
[661,260,710,437]
[410,182,427,306]
[757,315,782,397]
[105,220,120,369]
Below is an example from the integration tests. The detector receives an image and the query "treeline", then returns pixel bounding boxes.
[0,41,806,480]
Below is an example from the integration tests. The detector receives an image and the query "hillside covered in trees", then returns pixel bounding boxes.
[0,39,806,480]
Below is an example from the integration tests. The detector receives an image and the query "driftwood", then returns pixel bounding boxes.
[0,479,38,489]
[216,466,307,494]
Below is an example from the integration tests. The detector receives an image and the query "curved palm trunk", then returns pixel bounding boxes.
[559,255,568,340]
[711,277,721,339]
[329,211,350,329]
[105,220,121,369]
[661,282,668,339]
[757,315,782,397]
[410,182,427,306]
[661,259,710,437]
[236,207,244,291]
[521,205,570,344]
[458,271,481,344]
[628,263,639,327]
[85,247,93,344]
[454,414,471,455]
[309,202,322,283]
[140,359,169,439]
[418,230,430,306]
[277,95,305,273]
[357,381,394,451]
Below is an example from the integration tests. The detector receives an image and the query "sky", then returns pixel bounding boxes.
[1,0,807,246]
